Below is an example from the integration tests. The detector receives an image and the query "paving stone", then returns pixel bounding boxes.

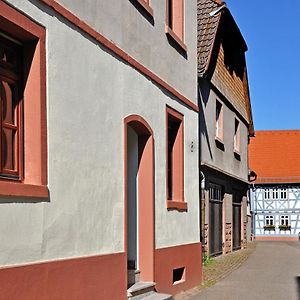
[174,242,257,300]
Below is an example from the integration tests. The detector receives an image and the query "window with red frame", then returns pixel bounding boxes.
[166,107,184,202]
[234,118,240,153]
[0,34,23,180]
[167,0,184,41]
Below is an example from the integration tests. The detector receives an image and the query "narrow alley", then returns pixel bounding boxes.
[191,242,300,300]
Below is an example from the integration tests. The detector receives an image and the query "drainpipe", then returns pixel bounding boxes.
[200,171,206,257]
[248,183,256,240]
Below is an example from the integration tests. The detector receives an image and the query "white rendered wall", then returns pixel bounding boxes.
[56,0,198,103]
[199,82,249,182]
[0,0,200,267]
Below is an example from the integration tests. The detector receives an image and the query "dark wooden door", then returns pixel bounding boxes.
[209,183,223,256]
[232,192,242,251]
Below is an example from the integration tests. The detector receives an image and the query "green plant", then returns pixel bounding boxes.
[278,224,291,231]
[264,225,275,231]
[203,255,214,266]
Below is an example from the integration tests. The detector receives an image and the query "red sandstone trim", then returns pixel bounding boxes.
[37,0,198,112]
[155,242,202,295]
[124,115,155,282]
[166,106,185,208]
[255,236,299,242]
[0,252,127,300]
[136,0,154,16]
[0,0,48,197]
[165,25,187,52]
[0,181,48,198]
[166,200,187,211]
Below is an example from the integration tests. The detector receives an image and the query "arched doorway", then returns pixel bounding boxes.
[124,115,155,287]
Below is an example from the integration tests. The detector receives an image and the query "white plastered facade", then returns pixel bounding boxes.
[0,0,200,267]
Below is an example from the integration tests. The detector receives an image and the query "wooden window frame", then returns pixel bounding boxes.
[0,1,48,198]
[233,118,240,155]
[215,99,224,143]
[166,106,186,211]
[165,0,187,52]
[0,34,23,180]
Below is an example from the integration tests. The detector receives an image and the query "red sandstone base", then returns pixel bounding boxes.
[255,236,299,241]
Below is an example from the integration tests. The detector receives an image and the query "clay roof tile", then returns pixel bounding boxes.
[249,130,300,184]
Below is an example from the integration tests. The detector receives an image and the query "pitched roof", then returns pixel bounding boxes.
[197,0,254,136]
[197,0,223,75]
[249,130,300,184]
[197,0,248,76]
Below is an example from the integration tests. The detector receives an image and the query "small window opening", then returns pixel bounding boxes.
[173,267,185,284]
[216,100,223,140]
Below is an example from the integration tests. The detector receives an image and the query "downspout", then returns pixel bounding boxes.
[248,171,257,240]
[200,171,206,257]
[248,183,256,240]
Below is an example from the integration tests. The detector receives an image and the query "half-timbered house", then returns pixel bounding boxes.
[249,130,300,241]
[197,0,254,256]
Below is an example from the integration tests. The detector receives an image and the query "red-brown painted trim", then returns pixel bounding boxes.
[124,114,155,282]
[135,0,154,16]
[255,236,299,242]
[124,114,154,136]
[0,1,45,39]
[0,0,48,196]
[155,242,202,295]
[36,0,198,112]
[0,181,48,198]
[39,35,47,186]
[166,200,187,211]
[165,26,187,52]
[0,252,127,300]
[166,106,185,206]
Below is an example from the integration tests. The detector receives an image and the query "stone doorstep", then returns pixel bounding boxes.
[127,282,155,298]
[127,282,173,300]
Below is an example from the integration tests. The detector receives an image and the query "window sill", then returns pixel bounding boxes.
[165,26,187,53]
[173,279,185,286]
[0,181,49,198]
[215,136,224,144]
[167,200,187,211]
[215,136,225,151]
[136,0,153,17]
[234,149,241,159]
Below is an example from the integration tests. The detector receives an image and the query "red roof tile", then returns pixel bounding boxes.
[249,130,300,183]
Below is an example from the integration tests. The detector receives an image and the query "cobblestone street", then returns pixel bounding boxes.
[176,242,300,300]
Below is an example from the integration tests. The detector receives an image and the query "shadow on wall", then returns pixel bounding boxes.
[198,80,213,160]
[0,196,50,204]
[129,0,155,25]
[296,276,300,300]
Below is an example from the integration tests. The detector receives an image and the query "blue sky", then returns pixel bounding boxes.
[225,0,300,130]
